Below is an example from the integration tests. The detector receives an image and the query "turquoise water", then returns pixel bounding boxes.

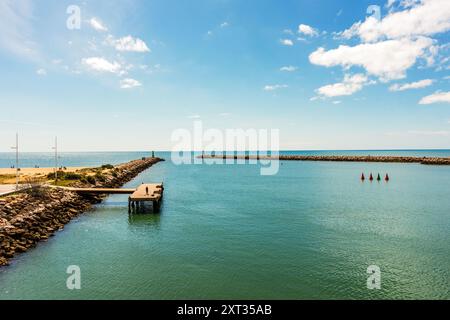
[0,151,449,299]
[1,149,450,168]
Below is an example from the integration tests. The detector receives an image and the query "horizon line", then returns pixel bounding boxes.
[0,148,450,153]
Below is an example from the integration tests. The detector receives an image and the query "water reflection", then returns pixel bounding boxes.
[128,210,161,230]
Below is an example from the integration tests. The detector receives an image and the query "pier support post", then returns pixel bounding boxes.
[153,200,160,213]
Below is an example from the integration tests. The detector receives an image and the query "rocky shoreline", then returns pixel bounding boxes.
[200,155,450,165]
[0,157,163,267]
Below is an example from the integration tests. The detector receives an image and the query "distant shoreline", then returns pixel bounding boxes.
[0,149,450,154]
[199,154,450,165]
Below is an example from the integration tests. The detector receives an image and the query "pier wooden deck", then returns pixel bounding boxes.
[65,187,136,194]
[61,183,164,213]
[128,183,164,213]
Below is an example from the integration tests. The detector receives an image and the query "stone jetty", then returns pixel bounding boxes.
[199,154,450,165]
[0,157,163,267]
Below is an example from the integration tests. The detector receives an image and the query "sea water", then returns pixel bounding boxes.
[0,151,449,299]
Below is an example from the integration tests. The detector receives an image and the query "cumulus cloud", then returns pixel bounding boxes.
[298,24,318,36]
[309,37,434,81]
[106,35,150,53]
[338,0,450,43]
[36,68,46,76]
[419,91,450,104]
[280,66,297,72]
[120,78,142,89]
[220,22,229,28]
[264,84,288,91]
[280,39,294,46]
[389,79,434,91]
[315,74,371,98]
[89,18,108,32]
[82,57,122,73]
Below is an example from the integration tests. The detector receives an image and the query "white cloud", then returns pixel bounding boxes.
[82,57,122,73]
[89,18,108,32]
[298,24,318,36]
[389,79,434,91]
[264,84,288,91]
[280,66,297,72]
[107,35,150,53]
[386,0,396,8]
[316,74,371,98]
[120,78,142,89]
[332,100,342,104]
[419,91,450,104]
[220,22,229,28]
[280,39,294,46]
[309,37,434,81]
[400,0,422,9]
[338,0,450,43]
[36,68,46,76]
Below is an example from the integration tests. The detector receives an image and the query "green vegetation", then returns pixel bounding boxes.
[86,176,96,184]
[45,170,101,186]
[94,173,106,183]
[101,164,114,169]
[46,171,82,180]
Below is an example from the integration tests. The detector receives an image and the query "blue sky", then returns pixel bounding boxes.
[0,0,449,151]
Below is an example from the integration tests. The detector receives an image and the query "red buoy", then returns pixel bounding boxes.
[385,173,389,181]
[361,173,365,180]
[369,173,373,181]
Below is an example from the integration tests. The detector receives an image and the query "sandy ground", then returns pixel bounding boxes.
[0,167,87,184]
[0,167,86,175]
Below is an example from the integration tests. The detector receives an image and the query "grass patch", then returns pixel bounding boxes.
[0,174,15,184]
[46,171,82,180]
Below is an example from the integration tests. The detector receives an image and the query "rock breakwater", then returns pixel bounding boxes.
[0,157,163,266]
[200,155,450,165]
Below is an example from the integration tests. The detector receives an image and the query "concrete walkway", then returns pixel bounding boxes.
[0,185,30,197]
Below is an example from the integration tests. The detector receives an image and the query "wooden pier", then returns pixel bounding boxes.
[128,183,164,213]
[61,183,164,213]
